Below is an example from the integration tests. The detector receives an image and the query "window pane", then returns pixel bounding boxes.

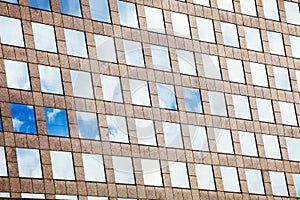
[279,101,297,126]
[195,164,215,190]
[273,66,291,91]
[262,0,279,20]
[244,27,262,52]
[262,134,281,159]
[293,174,300,198]
[163,122,183,148]
[183,87,203,113]
[71,70,94,99]
[245,169,265,194]
[44,107,69,137]
[177,49,196,76]
[269,171,288,196]
[141,159,163,186]
[217,0,233,11]
[50,151,75,180]
[267,31,285,55]
[232,94,251,120]
[169,161,190,188]
[129,79,151,106]
[214,128,234,154]
[238,131,258,157]
[250,62,269,87]
[202,54,221,80]
[208,91,227,117]
[0,193,10,198]
[0,0,17,3]
[220,22,239,47]
[107,115,129,143]
[144,6,165,34]
[94,34,117,62]
[135,119,157,146]
[226,58,245,83]
[28,0,50,10]
[82,154,106,182]
[220,166,240,192]
[290,36,300,58]
[284,1,300,25]
[193,0,209,6]
[112,156,135,184]
[88,197,108,200]
[189,125,209,151]
[171,12,191,38]
[21,193,45,199]
[89,0,110,23]
[150,45,171,72]
[10,104,37,134]
[56,195,78,200]
[156,83,178,110]
[0,16,24,47]
[64,29,88,58]
[4,60,31,91]
[32,22,57,52]
[60,0,81,17]
[123,40,144,67]
[286,137,300,162]
[38,65,63,94]
[76,111,100,140]
[0,114,2,131]
[256,98,275,123]
[196,17,215,43]
[101,75,123,103]
[0,147,7,176]
[16,148,42,178]
[296,70,300,91]
[240,0,256,16]
[117,0,138,28]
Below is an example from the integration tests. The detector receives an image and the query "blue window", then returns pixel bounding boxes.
[44,108,69,137]
[117,0,139,28]
[10,104,37,134]
[60,0,82,17]
[89,0,111,23]
[183,87,203,113]
[28,0,51,11]
[76,111,100,140]
[156,83,178,110]
[0,114,2,131]
[0,0,18,4]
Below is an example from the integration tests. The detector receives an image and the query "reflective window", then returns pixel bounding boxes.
[279,101,297,126]
[28,0,50,10]
[88,197,108,200]
[226,58,245,83]
[262,0,279,20]
[195,164,215,190]
[267,31,285,55]
[220,22,239,47]
[117,0,138,28]
[256,98,275,123]
[286,137,300,162]
[10,104,37,134]
[129,79,151,106]
[4,60,31,91]
[245,169,265,194]
[240,0,257,16]
[141,159,163,186]
[183,87,203,113]
[217,0,234,11]
[196,17,215,43]
[94,34,117,62]
[70,70,94,99]
[16,148,42,178]
[189,125,209,151]
[232,94,251,120]
[269,171,288,196]
[112,156,135,184]
[220,166,240,192]
[82,153,106,182]
[273,66,291,91]
[101,75,123,103]
[290,36,300,58]
[21,193,45,199]
[163,122,183,148]
[38,65,63,94]
[238,131,258,157]
[168,161,190,188]
[0,193,10,198]
[76,111,100,140]
[296,70,300,91]
[177,49,196,76]
[107,115,129,143]
[244,27,262,52]
[64,29,88,58]
[151,45,171,72]
[0,114,2,131]
[262,134,281,159]
[135,119,157,146]
[293,174,300,198]
[56,195,78,200]
[0,0,17,3]
[214,128,234,154]
[32,22,57,52]
[202,54,221,80]
[171,12,191,38]
[144,6,165,34]
[208,91,227,117]
[156,83,178,110]
[284,1,300,25]
[89,0,110,23]
[50,151,75,180]
[0,147,7,176]
[250,62,269,87]
[123,40,144,67]
[0,16,24,47]
[193,0,209,7]
[60,0,81,17]
[44,107,69,137]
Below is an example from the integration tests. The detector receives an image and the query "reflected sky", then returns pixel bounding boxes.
[284,1,300,25]
[0,193,10,198]
[202,54,221,80]
[117,0,138,28]
[193,0,209,7]
[39,65,63,94]
[290,36,300,58]
[56,195,78,200]
[10,104,37,134]
[262,134,281,159]
[50,151,75,180]
[163,122,183,148]
[0,0,18,3]
[214,128,234,154]
[217,0,233,11]
[183,87,202,113]
[21,193,45,199]
[95,34,117,62]
[238,131,258,157]
[32,22,57,53]
[28,0,50,10]
[244,27,262,52]
[112,156,135,184]
[169,161,189,188]
[60,0,81,17]
[273,66,291,91]
[293,174,300,198]
[141,159,163,186]
[71,70,94,99]
[220,166,240,192]
[90,0,110,23]
[135,119,156,146]
[240,0,256,16]
[220,22,239,47]
[88,197,108,200]
[195,164,215,190]
[64,29,88,58]
[0,16,24,47]
[226,58,245,83]
[44,107,69,137]
[0,114,2,131]
[16,148,42,178]
[171,12,191,38]
[123,40,145,67]
[250,62,268,87]
[208,91,227,117]
[286,137,300,162]
[279,102,297,126]
[101,75,123,103]
[156,83,177,110]
[82,154,106,182]
[151,45,171,72]
[256,98,274,123]
[267,31,285,55]
[269,171,288,196]
[232,94,251,119]
[0,147,7,176]
[262,0,279,20]
[77,111,100,140]
[107,115,129,143]
[189,125,209,151]
[245,169,264,194]
[196,17,215,43]
[177,49,196,75]
[129,79,150,106]
[144,6,165,33]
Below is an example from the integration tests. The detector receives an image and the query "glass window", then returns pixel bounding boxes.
[177,49,196,76]
[232,94,251,120]
[238,131,258,157]
[50,151,75,180]
[144,6,165,34]
[16,148,42,178]
[273,66,291,91]
[117,0,138,28]
[135,119,157,146]
[0,0,18,3]
[0,16,24,47]
[183,87,203,113]
[202,54,221,80]
[89,0,110,23]
[112,156,135,184]
[94,34,117,62]
[70,70,94,99]
[28,0,50,10]
[256,98,275,123]
[262,134,281,159]
[267,31,285,55]
[21,193,45,199]
[129,79,151,106]
[0,193,10,198]
[296,70,300,91]
[171,12,191,38]
[290,36,300,58]
[240,0,256,16]
[286,137,300,162]
[208,91,227,117]
[60,0,82,17]
[0,147,7,176]
[293,174,300,198]
[56,195,78,200]
[76,111,100,140]
[279,101,297,126]
[44,107,69,137]
[245,169,265,194]
[64,29,88,58]
[150,45,171,72]
[217,0,233,11]
[189,125,209,151]
[262,0,279,20]
[38,65,63,94]
[4,60,31,91]
[0,114,2,131]
[82,153,106,182]
[195,164,215,190]
[244,27,262,52]
[193,0,209,6]
[214,128,234,154]
[100,75,123,103]
[123,40,144,67]
[250,62,269,87]
[220,166,240,192]
[88,197,108,200]
[32,22,57,52]
[220,22,239,47]
[269,171,288,196]
[141,159,163,186]
[284,1,300,25]
[169,161,190,188]
[226,58,245,83]
[10,104,37,134]
[156,83,178,110]
[196,17,215,43]
[163,122,183,148]
[107,115,129,143]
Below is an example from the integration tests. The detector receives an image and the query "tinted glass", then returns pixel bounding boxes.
[177,49,196,75]
[60,0,82,17]
[89,0,110,23]
[50,151,75,180]
[189,125,209,151]
[144,6,165,33]
[156,83,178,110]
[171,12,191,38]
[135,119,157,146]
[10,104,37,134]
[38,65,63,94]
[0,16,24,47]
[64,29,88,58]
[220,22,239,47]
[82,154,106,182]
[117,0,138,28]
[183,87,203,113]
[123,40,144,67]
[195,164,215,190]
[44,107,69,137]
[28,0,50,10]
[107,115,129,143]
[220,166,240,192]
[32,22,57,52]
[129,79,151,106]
[168,161,190,188]
[94,34,117,62]
[70,70,94,99]
[141,159,163,186]
[101,75,123,102]
[196,17,215,43]
[112,156,135,184]
[16,148,42,178]
[76,111,100,140]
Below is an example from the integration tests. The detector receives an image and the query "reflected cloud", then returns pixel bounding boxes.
[71,70,94,99]
[107,115,129,143]
[50,151,75,180]
[163,122,183,148]
[183,87,202,113]
[44,108,69,137]
[16,148,42,178]
[0,16,24,47]
[177,49,196,75]
[220,22,239,47]
[95,34,117,62]
[82,154,106,182]
[38,65,63,94]
[150,45,171,71]
[135,119,156,146]
[77,111,100,140]
[156,83,177,110]
[117,0,138,28]
[168,161,190,188]
[144,6,165,33]
[32,22,57,52]
[112,156,135,184]
[64,29,88,58]
[10,104,37,134]
[123,40,145,67]
[129,79,151,106]
[101,75,123,102]
[90,0,111,23]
